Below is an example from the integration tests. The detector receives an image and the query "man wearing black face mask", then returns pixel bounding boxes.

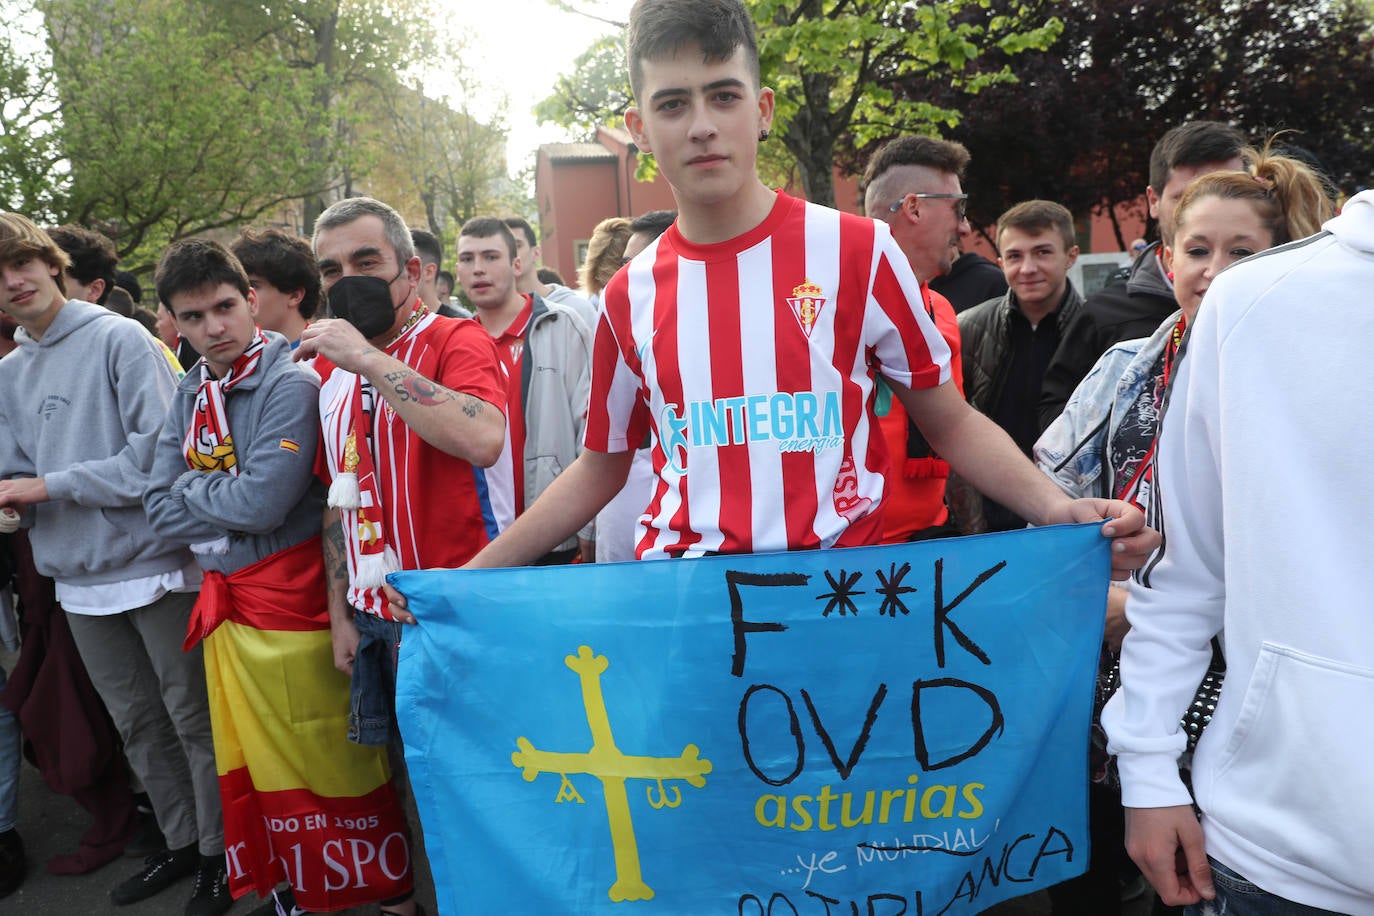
[297,198,504,916]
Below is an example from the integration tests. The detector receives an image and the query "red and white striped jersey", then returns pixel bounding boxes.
[317,315,507,617]
[585,192,952,559]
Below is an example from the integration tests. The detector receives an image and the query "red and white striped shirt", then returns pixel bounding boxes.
[586,192,951,559]
[317,315,506,616]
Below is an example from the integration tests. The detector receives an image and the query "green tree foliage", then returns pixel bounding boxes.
[0,2,63,222]
[533,0,1060,208]
[39,0,342,262]
[184,0,442,234]
[534,34,631,138]
[1,0,510,269]
[900,0,1374,248]
[364,65,511,245]
[754,0,1061,207]
[534,32,670,184]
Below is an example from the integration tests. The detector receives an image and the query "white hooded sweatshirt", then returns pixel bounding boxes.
[1104,190,1374,914]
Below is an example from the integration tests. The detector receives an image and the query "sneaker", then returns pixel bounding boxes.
[248,886,298,916]
[250,889,292,916]
[0,829,26,899]
[185,854,232,916]
[111,843,198,906]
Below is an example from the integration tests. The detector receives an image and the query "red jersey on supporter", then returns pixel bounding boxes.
[316,314,506,616]
[878,289,964,542]
[585,192,952,558]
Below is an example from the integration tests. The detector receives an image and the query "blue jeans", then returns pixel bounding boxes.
[0,663,19,832]
[1185,858,1347,916]
[348,611,404,748]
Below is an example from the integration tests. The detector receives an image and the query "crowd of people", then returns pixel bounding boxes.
[0,0,1369,915]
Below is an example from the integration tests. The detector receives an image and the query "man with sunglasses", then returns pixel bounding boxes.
[860,136,970,542]
[861,136,973,284]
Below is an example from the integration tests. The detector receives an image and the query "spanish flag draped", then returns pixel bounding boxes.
[189,537,413,911]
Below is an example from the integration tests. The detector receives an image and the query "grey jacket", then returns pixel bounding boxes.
[144,333,324,574]
[0,300,189,585]
[522,296,594,550]
[542,283,598,328]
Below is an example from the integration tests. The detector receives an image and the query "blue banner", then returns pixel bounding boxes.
[394,524,1108,915]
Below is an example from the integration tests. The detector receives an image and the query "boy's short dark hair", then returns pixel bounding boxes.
[155,237,252,312]
[502,217,537,249]
[626,0,760,101]
[104,286,135,317]
[129,307,159,336]
[115,269,143,303]
[229,227,322,320]
[0,213,71,297]
[996,200,1076,252]
[410,229,442,268]
[460,217,518,260]
[48,224,118,305]
[1148,121,1248,195]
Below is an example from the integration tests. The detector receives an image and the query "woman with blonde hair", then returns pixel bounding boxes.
[1039,138,1333,538]
[578,217,631,305]
[1032,139,1334,916]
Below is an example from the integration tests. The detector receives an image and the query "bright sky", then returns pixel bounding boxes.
[433,0,636,178]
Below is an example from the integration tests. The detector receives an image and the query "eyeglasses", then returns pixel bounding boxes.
[889,193,969,221]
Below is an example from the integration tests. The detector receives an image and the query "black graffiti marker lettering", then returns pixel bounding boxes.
[911,677,1005,771]
[816,569,864,617]
[874,562,917,617]
[800,683,888,780]
[933,559,1006,667]
[727,570,809,677]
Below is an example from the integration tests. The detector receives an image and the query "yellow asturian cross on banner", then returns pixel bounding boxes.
[511,645,713,902]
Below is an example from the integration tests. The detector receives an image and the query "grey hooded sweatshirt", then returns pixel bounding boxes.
[0,300,191,586]
[143,332,325,574]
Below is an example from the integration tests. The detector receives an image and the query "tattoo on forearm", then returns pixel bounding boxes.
[462,394,482,418]
[324,519,348,583]
[383,368,456,406]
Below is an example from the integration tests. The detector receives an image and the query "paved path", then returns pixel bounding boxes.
[5,745,437,915]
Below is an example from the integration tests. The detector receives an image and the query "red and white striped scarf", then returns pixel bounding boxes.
[184,329,268,554]
[322,303,432,590]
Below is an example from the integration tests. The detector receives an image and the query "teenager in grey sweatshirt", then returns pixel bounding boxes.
[0,213,224,916]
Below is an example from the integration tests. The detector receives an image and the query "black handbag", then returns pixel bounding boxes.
[1097,635,1226,754]
[1180,637,1226,751]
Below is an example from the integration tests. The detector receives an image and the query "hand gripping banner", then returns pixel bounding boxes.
[393,524,1109,915]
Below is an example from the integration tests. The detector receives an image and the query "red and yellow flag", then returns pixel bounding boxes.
[193,538,413,911]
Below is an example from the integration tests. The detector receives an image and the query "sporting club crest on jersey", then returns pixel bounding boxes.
[786,278,827,338]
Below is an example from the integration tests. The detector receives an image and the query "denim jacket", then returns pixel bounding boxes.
[1033,311,1181,499]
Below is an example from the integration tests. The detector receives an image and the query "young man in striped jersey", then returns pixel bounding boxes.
[391,0,1155,587]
